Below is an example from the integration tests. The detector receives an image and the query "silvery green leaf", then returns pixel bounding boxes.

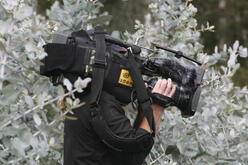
[227,49,237,68]
[27,52,35,59]
[0,0,19,11]
[63,78,72,91]
[37,92,52,108]
[0,85,20,106]
[223,44,227,52]
[69,102,85,111]
[239,46,247,58]
[20,129,38,150]
[194,155,216,165]
[57,85,65,96]
[11,137,28,156]
[49,137,55,145]
[0,20,11,35]
[214,46,218,53]
[177,136,199,157]
[0,151,8,161]
[1,127,22,137]
[229,129,235,137]
[24,42,36,53]
[111,30,120,39]
[73,98,80,106]
[66,97,73,106]
[33,113,42,126]
[37,51,47,60]
[74,77,91,93]
[217,132,225,141]
[0,40,5,51]
[188,4,197,13]
[14,5,33,21]
[65,115,77,120]
[24,94,33,108]
[233,40,239,52]
[0,0,105,164]
[1,0,247,164]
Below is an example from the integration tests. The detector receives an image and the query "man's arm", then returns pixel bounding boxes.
[96,79,174,165]
[94,78,174,153]
[139,78,176,137]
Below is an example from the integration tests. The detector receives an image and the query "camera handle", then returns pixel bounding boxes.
[154,44,202,66]
[104,34,201,65]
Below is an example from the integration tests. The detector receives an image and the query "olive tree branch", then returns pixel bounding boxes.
[0,51,7,90]
[0,89,77,130]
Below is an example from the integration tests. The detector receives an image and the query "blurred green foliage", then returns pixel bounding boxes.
[193,0,248,87]
[2,0,246,164]
[193,0,248,52]
[99,0,149,33]
[37,0,58,16]
[37,0,247,87]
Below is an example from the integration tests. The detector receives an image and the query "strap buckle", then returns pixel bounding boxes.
[94,26,107,35]
[93,58,107,68]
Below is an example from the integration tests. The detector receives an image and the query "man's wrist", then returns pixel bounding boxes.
[151,104,164,112]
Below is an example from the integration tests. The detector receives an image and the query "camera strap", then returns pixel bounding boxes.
[89,26,107,106]
[89,27,144,152]
[127,48,156,137]
[89,27,156,152]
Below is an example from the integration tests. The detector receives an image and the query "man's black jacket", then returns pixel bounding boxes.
[64,91,154,165]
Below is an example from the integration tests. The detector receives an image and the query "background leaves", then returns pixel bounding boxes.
[0,0,248,164]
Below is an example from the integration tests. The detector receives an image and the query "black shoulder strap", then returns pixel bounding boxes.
[90,26,107,106]
[89,27,155,152]
[127,47,156,137]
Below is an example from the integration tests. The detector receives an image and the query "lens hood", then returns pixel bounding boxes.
[180,86,202,117]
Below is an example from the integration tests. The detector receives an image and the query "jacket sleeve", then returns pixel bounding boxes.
[97,92,154,153]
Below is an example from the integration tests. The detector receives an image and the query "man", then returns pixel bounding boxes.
[40,25,180,165]
[64,78,176,165]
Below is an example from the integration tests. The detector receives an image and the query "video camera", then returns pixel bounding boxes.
[41,27,205,117]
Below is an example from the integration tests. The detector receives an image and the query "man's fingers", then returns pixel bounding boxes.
[164,78,172,95]
[168,84,176,98]
[152,79,162,93]
[159,79,167,93]
[152,78,176,98]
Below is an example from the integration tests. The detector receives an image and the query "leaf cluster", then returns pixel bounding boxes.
[124,0,248,164]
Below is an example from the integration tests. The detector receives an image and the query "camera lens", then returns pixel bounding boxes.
[172,86,198,117]
[147,78,201,117]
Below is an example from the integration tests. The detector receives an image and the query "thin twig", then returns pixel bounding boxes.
[33,105,77,137]
[1,101,75,160]
[0,52,7,90]
[135,37,141,45]
[0,89,77,130]
[12,36,32,51]
[6,147,42,164]
[150,152,165,164]
[3,96,80,164]
[5,52,27,65]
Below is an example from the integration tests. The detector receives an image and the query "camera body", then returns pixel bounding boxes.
[41,28,205,117]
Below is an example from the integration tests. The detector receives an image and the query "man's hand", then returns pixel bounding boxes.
[140,78,176,136]
[152,78,176,99]
[151,78,176,136]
